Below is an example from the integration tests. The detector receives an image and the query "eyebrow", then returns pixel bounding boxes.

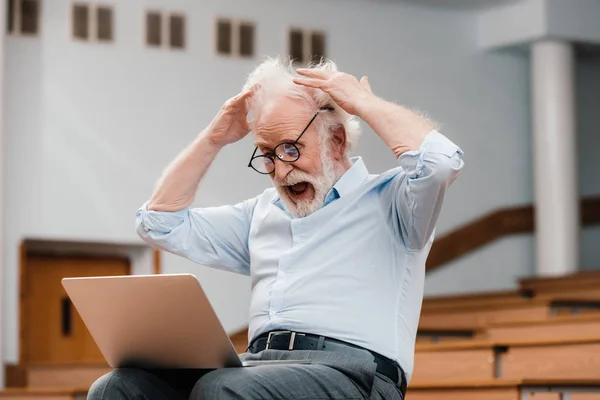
[254,137,300,149]
[254,140,271,149]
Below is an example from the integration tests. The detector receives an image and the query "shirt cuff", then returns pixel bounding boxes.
[397,130,463,178]
[136,202,188,233]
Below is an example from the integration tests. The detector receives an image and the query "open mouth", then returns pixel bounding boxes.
[287,182,310,196]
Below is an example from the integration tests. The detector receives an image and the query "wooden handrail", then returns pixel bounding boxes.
[426,195,600,272]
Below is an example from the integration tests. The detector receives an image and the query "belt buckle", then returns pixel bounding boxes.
[265,331,305,350]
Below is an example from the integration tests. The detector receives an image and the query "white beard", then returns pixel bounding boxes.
[274,148,339,218]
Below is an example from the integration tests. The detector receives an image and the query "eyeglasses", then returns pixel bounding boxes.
[248,107,334,175]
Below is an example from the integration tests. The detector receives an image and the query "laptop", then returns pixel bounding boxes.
[62,273,300,369]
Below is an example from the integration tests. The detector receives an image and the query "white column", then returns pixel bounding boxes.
[0,0,5,390]
[531,40,579,276]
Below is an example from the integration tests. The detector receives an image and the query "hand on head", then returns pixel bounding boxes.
[293,69,374,116]
[206,87,255,148]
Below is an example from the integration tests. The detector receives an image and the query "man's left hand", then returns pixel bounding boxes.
[293,69,375,116]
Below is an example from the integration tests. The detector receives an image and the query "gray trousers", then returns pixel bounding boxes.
[88,350,404,399]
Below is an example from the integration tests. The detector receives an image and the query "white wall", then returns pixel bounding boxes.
[578,56,600,271]
[4,36,44,365]
[2,0,580,362]
[0,0,6,386]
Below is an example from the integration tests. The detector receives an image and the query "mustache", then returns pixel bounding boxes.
[276,171,319,187]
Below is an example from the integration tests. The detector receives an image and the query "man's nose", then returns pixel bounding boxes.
[273,157,293,181]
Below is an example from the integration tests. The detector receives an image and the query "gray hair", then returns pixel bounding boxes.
[243,56,361,155]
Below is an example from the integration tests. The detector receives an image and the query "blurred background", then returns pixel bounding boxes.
[1,0,600,398]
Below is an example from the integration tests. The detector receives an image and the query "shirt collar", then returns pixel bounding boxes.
[331,156,369,198]
[271,157,369,208]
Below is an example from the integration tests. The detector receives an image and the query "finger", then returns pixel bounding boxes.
[229,88,254,109]
[293,77,326,89]
[360,76,372,92]
[296,68,331,80]
[239,87,255,99]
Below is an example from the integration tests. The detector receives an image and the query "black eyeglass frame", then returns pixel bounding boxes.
[247,106,334,175]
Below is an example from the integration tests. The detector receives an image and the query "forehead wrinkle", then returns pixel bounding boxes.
[255,115,307,148]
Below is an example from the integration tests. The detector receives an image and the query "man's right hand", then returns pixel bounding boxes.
[146,88,255,212]
[206,88,255,148]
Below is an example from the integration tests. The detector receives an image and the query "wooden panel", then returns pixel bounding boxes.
[27,364,111,388]
[0,388,86,399]
[503,343,600,380]
[407,387,518,400]
[72,3,89,40]
[482,318,600,341]
[521,395,600,400]
[239,22,254,57]
[417,335,474,344]
[542,288,600,301]
[522,395,600,400]
[96,6,113,41]
[419,305,549,329]
[289,29,304,63]
[169,14,185,49]
[407,391,600,400]
[20,0,39,35]
[0,395,74,400]
[229,329,248,354]
[520,270,600,292]
[216,19,232,54]
[407,380,600,400]
[4,364,27,387]
[310,31,326,62]
[412,349,495,383]
[146,11,162,46]
[422,296,535,313]
[423,289,524,308]
[153,249,161,274]
[25,256,129,364]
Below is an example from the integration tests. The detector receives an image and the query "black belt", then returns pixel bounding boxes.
[247,330,407,396]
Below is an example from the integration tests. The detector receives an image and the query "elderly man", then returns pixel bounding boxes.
[89,57,463,400]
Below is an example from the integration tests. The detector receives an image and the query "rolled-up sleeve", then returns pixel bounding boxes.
[387,130,464,250]
[136,197,258,275]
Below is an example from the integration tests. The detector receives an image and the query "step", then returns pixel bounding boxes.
[520,270,600,293]
[0,388,87,400]
[408,379,600,400]
[479,314,600,341]
[418,302,550,329]
[419,298,600,329]
[27,364,111,389]
[413,337,600,383]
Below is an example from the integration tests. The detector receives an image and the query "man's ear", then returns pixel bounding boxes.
[329,124,347,161]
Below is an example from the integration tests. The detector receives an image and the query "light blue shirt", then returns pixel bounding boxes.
[136,130,464,382]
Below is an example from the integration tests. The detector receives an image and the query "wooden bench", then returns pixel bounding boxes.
[421,290,533,311]
[416,327,478,343]
[421,271,600,316]
[0,388,87,400]
[413,337,600,383]
[479,314,600,341]
[520,270,600,294]
[413,340,498,382]
[419,297,600,329]
[422,289,529,309]
[408,378,600,400]
[25,364,110,389]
